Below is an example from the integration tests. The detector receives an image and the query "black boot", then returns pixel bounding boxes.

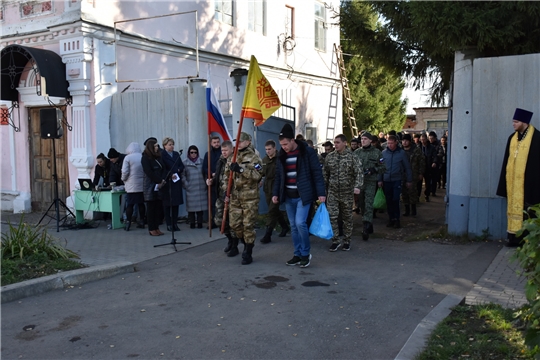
[242,243,254,265]
[403,205,410,217]
[124,221,131,231]
[136,220,145,229]
[260,227,273,244]
[411,204,417,217]
[362,221,370,241]
[278,218,290,237]
[227,237,240,257]
[368,222,374,234]
[224,234,234,253]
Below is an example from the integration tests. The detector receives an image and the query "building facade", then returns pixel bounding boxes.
[0,0,342,213]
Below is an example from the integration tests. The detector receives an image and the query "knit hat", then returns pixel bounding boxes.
[239,132,252,141]
[279,124,295,139]
[361,132,373,140]
[428,131,437,138]
[402,134,412,142]
[107,148,120,159]
[513,108,533,124]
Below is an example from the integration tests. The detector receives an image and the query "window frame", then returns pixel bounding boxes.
[215,0,234,26]
[314,1,326,52]
[248,0,266,35]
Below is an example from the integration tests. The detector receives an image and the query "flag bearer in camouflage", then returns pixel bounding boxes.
[354,132,385,240]
[259,139,290,244]
[324,134,363,251]
[206,141,240,256]
[227,132,263,265]
[401,134,425,217]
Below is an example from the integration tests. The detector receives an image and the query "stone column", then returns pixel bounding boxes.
[60,36,94,180]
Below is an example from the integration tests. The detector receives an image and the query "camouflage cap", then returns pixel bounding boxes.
[239,132,252,142]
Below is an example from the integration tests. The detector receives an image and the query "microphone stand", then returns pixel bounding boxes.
[154,149,191,251]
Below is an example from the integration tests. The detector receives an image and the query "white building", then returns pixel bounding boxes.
[0,0,342,213]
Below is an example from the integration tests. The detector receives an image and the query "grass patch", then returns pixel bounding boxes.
[1,218,84,286]
[1,253,84,286]
[415,304,537,360]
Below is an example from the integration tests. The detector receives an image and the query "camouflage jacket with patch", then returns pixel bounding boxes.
[227,146,263,197]
[324,147,363,193]
[354,145,385,185]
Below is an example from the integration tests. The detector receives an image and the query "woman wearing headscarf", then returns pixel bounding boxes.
[141,139,167,236]
[182,145,207,228]
[161,137,185,231]
[121,142,146,231]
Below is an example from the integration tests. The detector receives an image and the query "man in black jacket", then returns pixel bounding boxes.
[273,124,326,268]
[420,133,439,202]
[107,148,125,186]
[203,136,222,229]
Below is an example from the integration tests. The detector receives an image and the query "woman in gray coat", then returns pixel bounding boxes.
[182,145,207,228]
[121,142,146,231]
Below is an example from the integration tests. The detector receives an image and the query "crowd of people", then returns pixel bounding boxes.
[90,126,448,267]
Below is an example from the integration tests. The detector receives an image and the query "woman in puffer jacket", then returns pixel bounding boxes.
[121,142,146,231]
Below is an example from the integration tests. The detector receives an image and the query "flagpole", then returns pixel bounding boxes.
[221,112,245,234]
[207,133,212,238]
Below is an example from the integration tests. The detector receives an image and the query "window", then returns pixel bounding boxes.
[215,0,234,26]
[248,0,265,35]
[314,2,326,51]
[285,6,294,38]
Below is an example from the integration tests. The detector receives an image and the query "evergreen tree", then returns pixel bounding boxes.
[340,1,540,105]
[340,1,406,136]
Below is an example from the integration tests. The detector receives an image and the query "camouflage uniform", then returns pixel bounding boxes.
[354,145,385,224]
[228,145,263,245]
[324,148,363,245]
[261,154,289,240]
[402,144,425,207]
[213,156,231,231]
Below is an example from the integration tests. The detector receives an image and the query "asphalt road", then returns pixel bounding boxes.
[1,235,500,360]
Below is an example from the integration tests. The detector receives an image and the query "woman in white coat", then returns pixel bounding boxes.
[121,142,146,231]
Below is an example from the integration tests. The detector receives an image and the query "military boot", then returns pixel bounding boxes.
[403,205,410,217]
[242,243,254,265]
[362,221,370,241]
[278,218,290,237]
[259,227,273,244]
[227,237,240,257]
[411,204,417,217]
[224,234,234,253]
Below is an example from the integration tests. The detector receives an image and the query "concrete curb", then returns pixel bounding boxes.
[395,293,463,360]
[1,261,135,304]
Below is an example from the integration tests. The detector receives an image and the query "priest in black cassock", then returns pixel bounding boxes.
[497,108,540,247]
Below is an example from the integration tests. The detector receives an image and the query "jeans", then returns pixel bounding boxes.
[383,180,402,220]
[285,197,312,257]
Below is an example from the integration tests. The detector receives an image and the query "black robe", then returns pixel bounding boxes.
[496,126,540,208]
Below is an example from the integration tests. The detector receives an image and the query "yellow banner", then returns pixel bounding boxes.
[241,56,281,126]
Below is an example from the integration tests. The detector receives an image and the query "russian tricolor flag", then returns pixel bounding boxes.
[206,82,231,141]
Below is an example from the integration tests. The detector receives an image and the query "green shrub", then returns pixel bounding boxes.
[1,218,79,261]
[512,204,540,353]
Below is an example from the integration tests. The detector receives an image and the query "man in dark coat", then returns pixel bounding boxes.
[259,139,290,244]
[497,108,540,247]
[273,124,326,268]
[107,148,126,186]
[203,136,222,229]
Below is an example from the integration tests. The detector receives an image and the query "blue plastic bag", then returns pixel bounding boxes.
[309,203,333,240]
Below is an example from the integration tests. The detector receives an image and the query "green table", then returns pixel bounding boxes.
[74,190,125,229]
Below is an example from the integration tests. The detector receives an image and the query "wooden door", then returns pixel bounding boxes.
[29,107,69,212]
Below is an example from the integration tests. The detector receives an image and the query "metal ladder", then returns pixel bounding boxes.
[334,43,359,139]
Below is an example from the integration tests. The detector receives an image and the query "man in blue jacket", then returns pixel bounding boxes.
[273,124,326,268]
[378,135,413,228]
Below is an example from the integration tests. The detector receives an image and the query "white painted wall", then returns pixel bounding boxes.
[448,51,540,238]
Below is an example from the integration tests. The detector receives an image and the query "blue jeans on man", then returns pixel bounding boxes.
[383,180,402,222]
[285,197,312,257]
